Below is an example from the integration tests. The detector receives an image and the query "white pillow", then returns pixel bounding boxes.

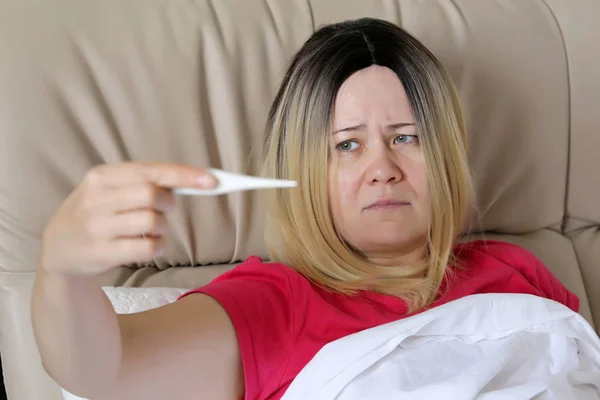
[62,287,189,400]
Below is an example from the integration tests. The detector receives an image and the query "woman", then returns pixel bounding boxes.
[31,18,578,400]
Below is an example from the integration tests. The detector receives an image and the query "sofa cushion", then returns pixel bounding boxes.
[570,228,600,329]
[0,0,579,277]
[544,0,600,231]
[0,273,64,400]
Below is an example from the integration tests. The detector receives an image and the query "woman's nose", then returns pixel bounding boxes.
[366,152,403,185]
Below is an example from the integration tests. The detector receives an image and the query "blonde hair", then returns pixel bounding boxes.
[262,18,474,313]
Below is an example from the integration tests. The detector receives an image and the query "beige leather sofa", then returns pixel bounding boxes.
[1,0,598,398]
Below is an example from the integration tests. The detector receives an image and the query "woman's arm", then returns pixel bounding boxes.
[32,268,243,400]
[30,162,242,399]
[116,292,243,399]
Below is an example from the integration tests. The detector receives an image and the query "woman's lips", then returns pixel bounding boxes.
[364,198,411,211]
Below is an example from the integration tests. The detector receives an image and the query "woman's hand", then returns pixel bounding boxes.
[39,162,216,276]
[33,162,243,399]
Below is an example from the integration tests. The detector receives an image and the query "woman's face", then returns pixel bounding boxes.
[329,65,431,265]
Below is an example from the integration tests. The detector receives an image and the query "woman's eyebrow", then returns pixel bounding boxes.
[333,122,415,135]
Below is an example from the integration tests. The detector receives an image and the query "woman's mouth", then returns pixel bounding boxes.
[364,198,411,211]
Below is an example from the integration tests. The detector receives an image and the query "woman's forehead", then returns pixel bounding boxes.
[333,65,414,128]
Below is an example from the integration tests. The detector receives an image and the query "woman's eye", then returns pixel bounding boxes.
[393,134,418,145]
[336,140,359,152]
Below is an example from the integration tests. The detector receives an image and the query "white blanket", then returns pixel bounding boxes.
[281,294,600,400]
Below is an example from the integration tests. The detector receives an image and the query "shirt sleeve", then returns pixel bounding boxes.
[178,256,297,400]
[482,240,580,312]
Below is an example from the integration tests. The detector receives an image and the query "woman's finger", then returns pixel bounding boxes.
[111,210,169,238]
[83,209,168,240]
[84,162,217,190]
[95,236,168,269]
[100,184,176,214]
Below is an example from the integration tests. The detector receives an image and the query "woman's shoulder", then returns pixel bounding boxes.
[180,257,314,399]
[212,256,307,284]
[450,239,579,311]
[453,239,540,267]
[200,256,314,299]
[449,238,546,291]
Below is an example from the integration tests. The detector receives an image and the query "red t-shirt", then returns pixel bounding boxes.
[178,240,579,400]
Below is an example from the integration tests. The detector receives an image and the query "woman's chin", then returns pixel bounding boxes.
[356,236,428,263]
